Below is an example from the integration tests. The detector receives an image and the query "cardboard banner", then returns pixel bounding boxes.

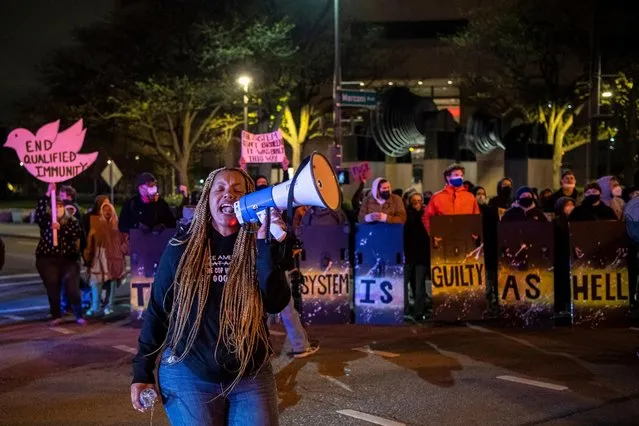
[4,119,97,182]
[497,221,554,328]
[354,223,404,325]
[129,228,175,328]
[569,221,630,328]
[297,225,351,324]
[350,162,371,183]
[430,215,487,321]
[240,130,288,165]
[5,119,98,246]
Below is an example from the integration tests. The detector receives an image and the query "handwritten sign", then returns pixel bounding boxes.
[240,130,287,164]
[350,162,371,182]
[4,119,97,183]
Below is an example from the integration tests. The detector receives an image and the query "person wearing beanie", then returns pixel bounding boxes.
[569,182,618,222]
[501,186,548,222]
[118,172,176,234]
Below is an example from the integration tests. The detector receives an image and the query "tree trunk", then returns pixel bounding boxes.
[551,129,562,185]
[177,165,189,188]
[291,142,302,171]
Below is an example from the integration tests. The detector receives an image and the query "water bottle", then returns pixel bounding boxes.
[139,388,158,410]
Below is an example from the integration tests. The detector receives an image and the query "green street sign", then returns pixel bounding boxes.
[337,89,378,109]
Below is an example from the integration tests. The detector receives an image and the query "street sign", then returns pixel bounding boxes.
[101,162,122,188]
[336,89,377,109]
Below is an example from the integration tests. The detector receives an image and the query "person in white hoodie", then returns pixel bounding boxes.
[357,177,407,224]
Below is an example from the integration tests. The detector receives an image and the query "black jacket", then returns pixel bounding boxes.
[501,206,548,223]
[403,207,430,265]
[569,202,617,222]
[546,188,579,213]
[118,195,176,233]
[132,229,290,385]
[34,196,83,260]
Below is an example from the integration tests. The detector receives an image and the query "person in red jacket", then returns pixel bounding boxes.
[422,163,480,234]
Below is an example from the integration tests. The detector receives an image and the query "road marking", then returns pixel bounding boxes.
[497,375,569,391]
[16,240,38,245]
[2,315,24,321]
[465,323,589,368]
[0,273,40,280]
[0,279,42,288]
[321,375,353,392]
[269,330,286,336]
[0,305,50,314]
[113,345,138,355]
[337,409,405,426]
[50,327,76,335]
[352,347,400,358]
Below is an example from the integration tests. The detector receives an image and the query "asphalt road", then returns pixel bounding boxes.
[1,236,639,425]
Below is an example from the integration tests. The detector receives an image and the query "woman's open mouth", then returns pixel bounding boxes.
[220,203,234,215]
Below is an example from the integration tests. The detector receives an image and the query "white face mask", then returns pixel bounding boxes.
[562,182,576,190]
[612,186,622,197]
[146,186,158,196]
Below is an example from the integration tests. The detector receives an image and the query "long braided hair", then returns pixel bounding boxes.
[165,167,269,394]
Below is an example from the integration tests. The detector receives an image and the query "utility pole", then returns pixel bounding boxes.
[587,0,601,181]
[333,0,342,157]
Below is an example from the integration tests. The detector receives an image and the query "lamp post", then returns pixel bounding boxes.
[237,75,252,131]
[332,0,342,159]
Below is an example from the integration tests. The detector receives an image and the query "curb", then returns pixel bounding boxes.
[0,233,40,240]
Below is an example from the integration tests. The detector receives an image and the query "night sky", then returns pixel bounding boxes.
[0,0,116,123]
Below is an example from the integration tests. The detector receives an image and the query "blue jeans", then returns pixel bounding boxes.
[158,350,279,425]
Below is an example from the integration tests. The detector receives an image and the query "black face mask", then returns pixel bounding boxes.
[518,198,534,208]
[584,194,600,205]
[379,191,391,200]
[255,184,268,191]
[499,186,512,198]
[423,197,431,206]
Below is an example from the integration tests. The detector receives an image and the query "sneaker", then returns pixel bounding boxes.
[103,306,113,316]
[48,318,63,327]
[288,340,320,359]
[76,318,88,326]
[85,309,100,317]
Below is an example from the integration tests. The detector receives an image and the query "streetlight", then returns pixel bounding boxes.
[237,75,252,131]
[602,91,613,98]
[332,0,342,166]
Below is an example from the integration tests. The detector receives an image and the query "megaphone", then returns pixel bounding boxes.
[233,152,342,235]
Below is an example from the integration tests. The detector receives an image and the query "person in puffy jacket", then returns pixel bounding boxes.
[358,177,406,224]
[422,163,479,234]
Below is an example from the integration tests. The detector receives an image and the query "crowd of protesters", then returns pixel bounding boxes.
[348,164,639,324]
[32,173,177,326]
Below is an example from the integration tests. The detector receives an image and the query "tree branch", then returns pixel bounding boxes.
[165,114,182,157]
[191,105,221,147]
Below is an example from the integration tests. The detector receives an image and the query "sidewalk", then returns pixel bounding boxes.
[0,223,40,239]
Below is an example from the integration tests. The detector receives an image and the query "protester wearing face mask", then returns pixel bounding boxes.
[422,164,479,234]
[569,182,617,222]
[553,197,576,319]
[118,172,177,234]
[358,177,407,224]
[501,186,548,222]
[255,175,269,191]
[489,177,513,220]
[403,192,431,321]
[547,170,579,213]
[597,175,625,220]
[35,183,86,326]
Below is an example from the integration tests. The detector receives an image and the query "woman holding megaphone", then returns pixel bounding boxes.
[130,168,291,425]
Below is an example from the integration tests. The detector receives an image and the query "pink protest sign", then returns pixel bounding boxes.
[240,130,288,165]
[4,119,97,246]
[4,119,97,183]
[351,162,371,182]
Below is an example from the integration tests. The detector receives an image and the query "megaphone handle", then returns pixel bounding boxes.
[264,207,272,245]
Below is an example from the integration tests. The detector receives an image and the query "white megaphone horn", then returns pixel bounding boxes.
[233,152,343,239]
